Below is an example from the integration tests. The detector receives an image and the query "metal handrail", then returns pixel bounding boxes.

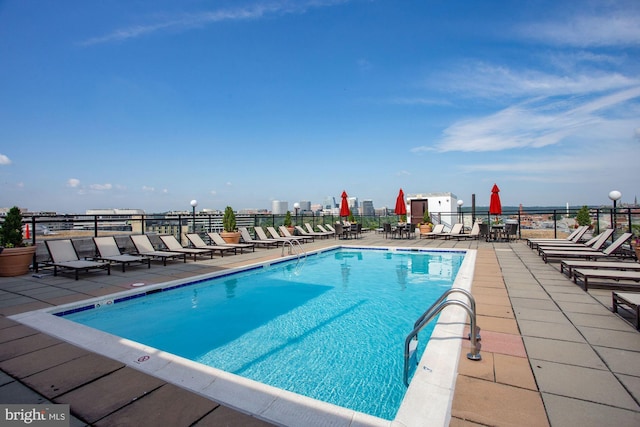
[403,297,481,387]
[413,288,476,330]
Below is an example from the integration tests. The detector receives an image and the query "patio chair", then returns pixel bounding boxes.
[382,223,396,239]
[159,235,221,260]
[305,223,332,238]
[419,223,445,239]
[206,232,255,253]
[130,234,187,265]
[527,225,589,248]
[334,223,351,239]
[540,232,633,263]
[572,269,640,291]
[44,239,110,280]
[278,225,313,243]
[478,223,490,241]
[316,224,335,236]
[93,236,151,272]
[560,260,640,279]
[254,226,290,245]
[537,229,614,256]
[238,227,280,248]
[452,221,481,240]
[296,225,327,239]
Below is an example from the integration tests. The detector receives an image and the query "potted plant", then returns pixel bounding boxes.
[419,210,433,234]
[220,206,241,244]
[284,211,295,234]
[0,206,37,277]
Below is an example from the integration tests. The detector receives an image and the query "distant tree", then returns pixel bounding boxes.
[575,205,591,226]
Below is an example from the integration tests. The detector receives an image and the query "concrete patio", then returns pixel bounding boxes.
[0,232,638,426]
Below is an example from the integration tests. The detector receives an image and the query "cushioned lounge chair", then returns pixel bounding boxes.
[44,239,110,280]
[527,225,589,248]
[540,232,633,263]
[93,236,150,272]
[572,269,640,291]
[316,224,335,236]
[266,226,305,244]
[206,232,255,253]
[159,235,221,260]
[278,226,313,243]
[451,222,481,240]
[254,226,288,245]
[239,227,280,248]
[435,223,464,240]
[305,223,333,238]
[295,225,327,239]
[130,234,187,265]
[560,260,640,279]
[419,223,445,239]
[184,233,235,255]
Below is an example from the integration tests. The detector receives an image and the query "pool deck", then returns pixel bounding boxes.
[0,232,639,426]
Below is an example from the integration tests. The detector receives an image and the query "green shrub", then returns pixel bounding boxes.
[0,206,24,248]
[222,206,236,232]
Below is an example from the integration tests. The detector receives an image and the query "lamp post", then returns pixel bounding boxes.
[608,191,621,235]
[293,202,300,226]
[457,200,464,225]
[190,199,198,233]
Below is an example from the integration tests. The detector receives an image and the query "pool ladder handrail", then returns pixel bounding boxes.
[281,239,306,259]
[403,288,481,387]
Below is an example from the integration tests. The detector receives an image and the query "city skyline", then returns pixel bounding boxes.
[1,1,639,214]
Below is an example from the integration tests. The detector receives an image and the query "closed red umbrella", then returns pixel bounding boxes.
[394,188,407,216]
[489,184,502,215]
[339,191,350,218]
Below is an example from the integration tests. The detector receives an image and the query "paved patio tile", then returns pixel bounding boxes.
[542,393,640,427]
[0,342,91,378]
[509,297,559,311]
[0,333,62,362]
[451,375,548,427]
[577,326,640,352]
[471,330,526,357]
[564,310,634,330]
[593,346,640,377]
[0,324,40,342]
[94,383,220,427]
[475,315,519,335]
[0,380,49,404]
[522,336,607,369]
[475,303,513,318]
[457,347,494,381]
[494,353,537,390]
[512,307,567,323]
[505,289,551,300]
[22,353,125,399]
[518,319,586,342]
[193,404,274,426]
[56,367,166,424]
[616,373,640,404]
[531,359,639,410]
[555,300,614,315]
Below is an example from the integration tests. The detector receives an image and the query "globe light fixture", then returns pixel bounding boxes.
[457,200,464,223]
[608,191,621,231]
[190,200,198,233]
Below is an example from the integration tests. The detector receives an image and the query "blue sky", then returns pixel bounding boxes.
[1,0,639,214]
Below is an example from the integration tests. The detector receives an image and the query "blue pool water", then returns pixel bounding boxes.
[63,248,464,420]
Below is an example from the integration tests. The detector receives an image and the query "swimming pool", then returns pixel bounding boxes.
[12,246,476,426]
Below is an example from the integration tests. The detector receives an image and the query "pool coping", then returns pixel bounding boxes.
[10,245,476,427]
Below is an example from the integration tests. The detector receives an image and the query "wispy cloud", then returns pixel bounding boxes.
[67,178,80,188]
[519,10,640,47]
[80,0,350,46]
[0,154,11,165]
[412,86,640,153]
[88,183,113,191]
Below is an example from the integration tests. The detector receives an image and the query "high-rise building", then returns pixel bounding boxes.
[323,196,336,210]
[362,200,375,216]
[271,200,288,214]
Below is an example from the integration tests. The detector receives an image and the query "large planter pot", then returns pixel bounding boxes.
[419,225,433,234]
[0,246,37,277]
[220,231,241,244]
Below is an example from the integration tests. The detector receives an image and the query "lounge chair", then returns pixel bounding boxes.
[540,232,633,263]
[305,223,333,238]
[452,222,481,240]
[560,260,640,279]
[254,226,289,245]
[130,234,187,265]
[93,236,151,272]
[419,223,445,239]
[206,232,255,253]
[44,239,110,280]
[527,226,589,248]
[278,225,313,243]
[316,224,335,236]
[612,292,640,329]
[295,225,327,239]
[239,227,280,248]
[267,226,305,244]
[536,229,614,255]
[572,269,640,291]
[324,224,337,233]
[159,235,222,260]
[184,233,234,254]
[435,223,464,240]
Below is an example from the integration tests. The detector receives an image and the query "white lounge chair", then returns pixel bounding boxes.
[278,226,313,243]
[93,236,150,272]
[541,232,633,263]
[419,223,445,239]
[527,226,589,248]
[254,226,288,245]
[159,235,222,260]
[536,229,614,255]
[45,239,110,280]
[560,260,640,279]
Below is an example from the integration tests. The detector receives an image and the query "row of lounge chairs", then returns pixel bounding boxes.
[526,228,640,328]
[42,224,333,280]
[418,222,483,240]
